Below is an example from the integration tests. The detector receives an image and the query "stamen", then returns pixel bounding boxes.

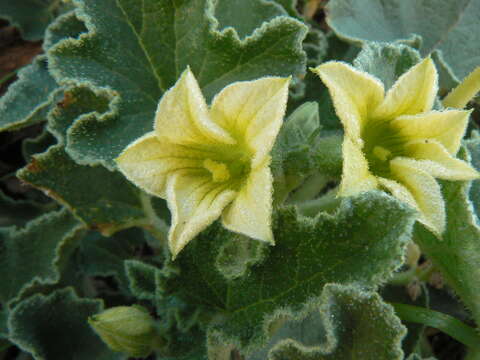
[373,146,392,162]
[203,159,230,182]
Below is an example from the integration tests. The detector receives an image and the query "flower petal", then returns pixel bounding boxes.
[311,61,384,141]
[166,170,237,258]
[154,67,235,146]
[210,77,290,167]
[405,140,479,180]
[373,58,437,119]
[443,67,480,109]
[116,132,204,197]
[391,110,471,155]
[390,158,445,236]
[338,137,378,197]
[221,161,274,244]
[378,177,418,211]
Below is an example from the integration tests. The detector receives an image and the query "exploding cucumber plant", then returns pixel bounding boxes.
[1,0,480,359]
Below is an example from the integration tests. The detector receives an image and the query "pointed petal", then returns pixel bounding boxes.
[390,158,445,236]
[443,67,480,109]
[166,171,236,258]
[338,137,378,197]
[222,161,274,244]
[378,177,417,211]
[405,140,479,180]
[155,68,235,146]
[210,77,290,167]
[116,132,204,197]
[311,61,384,141]
[373,58,437,119]
[391,110,471,155]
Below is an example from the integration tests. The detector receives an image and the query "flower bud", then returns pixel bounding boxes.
[89,305,156,358]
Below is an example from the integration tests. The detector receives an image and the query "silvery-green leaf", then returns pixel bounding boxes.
[326,0,480,82]
[48,0,307,168]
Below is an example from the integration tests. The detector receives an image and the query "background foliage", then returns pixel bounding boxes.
[0,0,479,359]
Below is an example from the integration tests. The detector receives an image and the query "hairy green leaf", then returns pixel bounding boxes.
[0,190,48,227]
[353,42,421,90]
[8,288,124,360]
[78,229,145,294]
[467,136,480,220]
[214,0,286,38]
[0,0,61,41]
[167,191,415,351]
[124,259,158,301]
[48,0,307,168]
[22,130,56,162]
[326,0,480,82]
[0,56,58,133]
[0,208,83,307]
[414,144,480,328]
[246,284,406,360]
[18,145,146,236]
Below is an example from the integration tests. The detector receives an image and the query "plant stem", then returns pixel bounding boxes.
[288,172,330,203]
[391,303,480,351]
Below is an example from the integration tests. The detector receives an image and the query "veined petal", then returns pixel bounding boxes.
[390,158,445,236]
[154,67,235,146]
[116,132,204,197]
[378,177,417,211]
[405,140,479,180]
[373,58,437,119]
[166,170,237,258]
[338,137,378,197]
[311,61,384,141]
[222,161,274,244]
[443,67,480,109]
[391,110,471,155]
[210,77,290,167]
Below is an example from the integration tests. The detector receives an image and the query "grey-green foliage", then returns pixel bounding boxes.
[0,56,59,133]
[414,144,480,328]
[78,229,146,294]
[248,284,406,360]
[0,209,83,307]
[0,190,47,227]
[8,288,124,360]
[214,0,287,38]
[0,10,86,135]
[353,42,421,90]
[167,191,415,352]
[18,145,146,236]
[48,0,308,168]
[326,0,480,82]
[0,0,62,41]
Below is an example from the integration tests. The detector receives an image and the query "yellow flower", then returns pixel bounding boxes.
[312,58,479,236]
[116,68,290,258]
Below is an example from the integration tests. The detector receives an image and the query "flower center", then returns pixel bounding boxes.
[362,120,407,178]
[203,159,231,183]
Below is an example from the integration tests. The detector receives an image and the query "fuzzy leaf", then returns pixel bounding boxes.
[167,191,415,351]
[48,0,307,168]
[0,56,59,133]
[0,190,47,227]
[414,144,480,327]
[17,145,146,236]
[247,284,406,360]
[467,137,480,220]
[0,0,61,41]
[353,42,421,91]
[0,209,83,307]
[124,259,158,301]
[78,229,146,294]
[326,0,480,82]
[214,0,287,38]
[8,288,124,360]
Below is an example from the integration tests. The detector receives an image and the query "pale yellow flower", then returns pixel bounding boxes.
[312,58,479,236]
[116,68,290,257]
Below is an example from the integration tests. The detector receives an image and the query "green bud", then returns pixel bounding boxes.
[88,305,156,358]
